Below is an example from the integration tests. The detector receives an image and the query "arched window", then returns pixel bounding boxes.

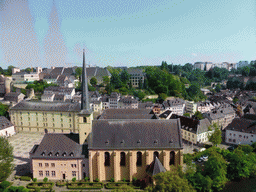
[136,152,142,166]
[120,152,126,166]
[154,151,159,159]
[104,152,110,166]
[169,151,175,165]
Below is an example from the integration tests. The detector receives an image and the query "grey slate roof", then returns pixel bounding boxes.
[10,101,81,112]
[86,67,111,77]
[225,118,256,134]
[89,119,183,150]
[146,157,166,176]
[138,102,153,109]
[0,116,13,130]
[99,109,156,119]
[197,118,211,134]
[30,133,88,159]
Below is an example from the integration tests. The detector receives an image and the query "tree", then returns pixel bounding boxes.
[203,150,228,191]
[215,83,221,92]
[6,65,15,76]
[24,68,32,73]
[227,148,251,180]
[75,67,82,80]
[120,70,130,85]
[194,111,203,120]
[110,72,122,89]
[0,67,4,74]
[0,104,9,119]
[183,113,190,117]
[43,177,48,183]
[208,123,222,147]
[233,97,238,104]
[145,165,196,192]
[160,61,168,71]
[90,77,97,86]
[0,137,14,181]
[157,93,167,103]
[102,76,110,86]
[242,66,250,77]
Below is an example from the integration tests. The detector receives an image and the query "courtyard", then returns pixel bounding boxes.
[7,132,45,179]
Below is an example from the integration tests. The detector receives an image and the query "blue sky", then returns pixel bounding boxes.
[0,0,256,68]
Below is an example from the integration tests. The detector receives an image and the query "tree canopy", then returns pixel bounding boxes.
[90,77,97,86]
[145,165,196,192]
[208,123,222,147]
[0,104,9,119]
[0,137,14,181]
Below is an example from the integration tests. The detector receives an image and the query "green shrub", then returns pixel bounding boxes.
[67,182,103,189]
[33,178,37,183]
[34,187,40,192]
[105,182,140,189]
[0,181,11,189]
[20,176,31,181]
[43,177,48,183]
[122,178,126,182]
[110,178,115,182]
[27,182,54,189]
[84,177,89,182]
[95,178,99,182]
[72,177,76,183]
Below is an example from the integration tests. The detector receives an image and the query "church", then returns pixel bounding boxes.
[29,50,183,182]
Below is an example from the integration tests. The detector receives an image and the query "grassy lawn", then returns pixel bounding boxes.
[222,177,256,192]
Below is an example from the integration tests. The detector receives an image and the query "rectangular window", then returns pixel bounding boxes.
[46,171,49,176]
[45,163,49,167]
[83,164,85,167]
[51,171,55,177]
[51,163,55,167]
[39,163,42,167]
[72,171,76,177]
[39,171,43,177]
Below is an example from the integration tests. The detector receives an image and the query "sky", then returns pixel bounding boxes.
[0,0,256,69]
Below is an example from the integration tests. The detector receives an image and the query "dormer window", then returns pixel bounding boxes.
[105,140,109,145]
[55,152,59,156]
[48,152,52,156]
[154,140,158,144]
[137,140,141,144]
[70,152,74,157]
[41,152,45,156]
[120,140,125,144]
[62,152,67,157]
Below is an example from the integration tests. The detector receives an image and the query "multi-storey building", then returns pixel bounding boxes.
[162,98,185,115]
[127,68,145,88]
[185,100,197,114]
[225,117,256,145]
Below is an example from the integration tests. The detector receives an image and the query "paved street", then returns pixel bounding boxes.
[7,132,45,180]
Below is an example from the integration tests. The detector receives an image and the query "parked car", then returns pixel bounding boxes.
[227,146,235,151]
[199,148,206,152]
[202,155,208,161]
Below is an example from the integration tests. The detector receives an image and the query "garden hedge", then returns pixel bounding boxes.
[105,182,140,189]
[67,182,103,189]
[27,182,54,189]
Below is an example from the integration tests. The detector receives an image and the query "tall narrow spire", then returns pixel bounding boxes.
[81,49,90,110]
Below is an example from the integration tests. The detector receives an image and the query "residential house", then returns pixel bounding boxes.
[185,100,197,114]
[225,117,256,145]
[118,96,138,109]
[0,116,15,137]
[86,67,111,85]
[4,92,25,104]
[109,92,120,109]
[162,98,185,115]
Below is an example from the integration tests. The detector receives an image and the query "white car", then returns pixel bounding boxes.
[202,156,208,161]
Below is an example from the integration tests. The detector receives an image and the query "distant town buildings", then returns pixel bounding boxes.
[0,116,15,137]
[194,61,237,71]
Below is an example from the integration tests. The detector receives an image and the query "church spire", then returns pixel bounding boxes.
[81,49,90,110]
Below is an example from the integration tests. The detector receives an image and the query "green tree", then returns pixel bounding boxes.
[102,76,110,86]
[120,70,130,85]
[215,83,221,92]
[158,93,167,103]
[203,150,228,191]
[75,67,82,80]
[160,61,168,71]
[0,104,9,119]
[0,137,14,181]
[242,66,250,77]
[183,113,190,117]
[227,148,251,180]
[208,123,222,147]
[24,68,32,73]
[90,77,97,86]
[43,177,48,183]
[6,65,15,76]
[0,67,4,74]
[194,111,203,120]
[110,72,122,89]
[145,165,196,192]
[233,97,238,104]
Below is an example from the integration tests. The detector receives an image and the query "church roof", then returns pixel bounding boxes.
[89,119,183,150]
[99,109,157,119]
